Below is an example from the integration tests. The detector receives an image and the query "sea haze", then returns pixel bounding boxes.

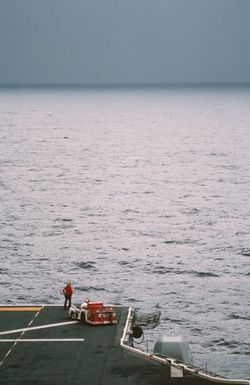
[0,86,249,379]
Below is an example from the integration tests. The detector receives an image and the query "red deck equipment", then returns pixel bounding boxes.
[69,300,118,325]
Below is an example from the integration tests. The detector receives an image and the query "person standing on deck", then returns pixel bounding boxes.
[63,282,73,310]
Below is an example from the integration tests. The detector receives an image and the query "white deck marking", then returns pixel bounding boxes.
[0,307,44,367]
[0,338,84,342]
[0,321,78,336]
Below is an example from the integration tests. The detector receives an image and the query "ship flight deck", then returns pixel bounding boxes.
[0,305,249,385]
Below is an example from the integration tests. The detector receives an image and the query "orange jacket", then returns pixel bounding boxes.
[63,284,73,296]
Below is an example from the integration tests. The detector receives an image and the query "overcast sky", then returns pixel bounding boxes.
[0,0,250,85]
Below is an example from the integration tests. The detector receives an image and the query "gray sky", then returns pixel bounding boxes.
[0,0,250,85]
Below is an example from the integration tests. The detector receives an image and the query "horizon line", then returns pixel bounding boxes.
[0,82,250,89]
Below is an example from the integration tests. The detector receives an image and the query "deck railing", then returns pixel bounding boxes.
[120,307,250,385]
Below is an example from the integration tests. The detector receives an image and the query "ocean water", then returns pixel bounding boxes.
[0,86,249,379]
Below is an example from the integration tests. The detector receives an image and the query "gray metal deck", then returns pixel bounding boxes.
[0,305,249,385]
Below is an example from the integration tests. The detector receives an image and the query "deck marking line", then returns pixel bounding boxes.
[28,307,42,327]
[0,307,42,312]
[0,307,43,367]
[16,305,44,341]
[0,338,84,342]
[0,321,78,336]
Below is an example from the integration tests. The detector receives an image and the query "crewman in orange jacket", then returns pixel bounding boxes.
[63,282,73,310]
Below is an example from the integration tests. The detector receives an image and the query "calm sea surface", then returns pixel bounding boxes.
[0,86,249,379]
